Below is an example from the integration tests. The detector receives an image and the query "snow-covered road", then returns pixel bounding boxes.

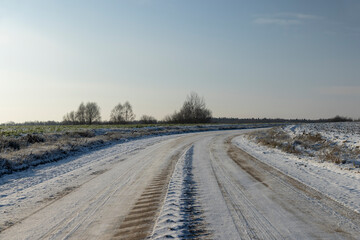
[1,130,360,239]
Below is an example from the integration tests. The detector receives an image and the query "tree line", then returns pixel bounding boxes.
[63,102,102,125]
[58,92,360,126]
[63,101,136,124]
[63,92,213,125]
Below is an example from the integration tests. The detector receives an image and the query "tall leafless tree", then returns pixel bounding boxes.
[76,102,86,124]
[110,103,125,123]
[110,101,135,123]
[63,111,77,124]
[69,111,77,123]
[123,101,135,122]
[84,102,101,124]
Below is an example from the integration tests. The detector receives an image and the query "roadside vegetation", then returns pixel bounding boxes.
[246,123,360,167]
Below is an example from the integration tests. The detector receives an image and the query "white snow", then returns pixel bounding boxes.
[1,127,360,239]
[151,146,194,239]
[0,134,176,232]
[284,122,360,152]
[234,128,360,213]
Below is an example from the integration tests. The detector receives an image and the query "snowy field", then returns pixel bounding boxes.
[235,122,360,213]
[284,122,360,154]
[246,122,360,166]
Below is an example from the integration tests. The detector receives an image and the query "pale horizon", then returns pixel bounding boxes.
[1,0,360,123]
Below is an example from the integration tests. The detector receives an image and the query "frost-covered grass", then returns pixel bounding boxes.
[0,123,277,176]
[246,122,360,167]
[0,123,276,137]
[0,124,227,155]
[0,124,161,137]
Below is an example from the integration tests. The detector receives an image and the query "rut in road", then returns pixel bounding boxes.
[210,141,283,240]
[222,136,360,239]
[227,137,360,227]
[151,146,210,239]
[111,144,192,240]
[177,146,208,239]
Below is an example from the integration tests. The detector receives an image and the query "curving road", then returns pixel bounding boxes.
[1,130,360,239]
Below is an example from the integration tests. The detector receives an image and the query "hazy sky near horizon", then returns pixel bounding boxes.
[1,0,360,123]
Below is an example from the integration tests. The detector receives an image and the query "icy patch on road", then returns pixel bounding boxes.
[151,146,208,239]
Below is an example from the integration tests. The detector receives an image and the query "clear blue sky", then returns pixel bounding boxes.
[1,0,359,123]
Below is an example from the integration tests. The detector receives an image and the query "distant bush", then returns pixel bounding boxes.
[65,130,95,138]
[6,140,20,151]
[329,116,353,122]
[139,115,157,124]
[23,134,45,144]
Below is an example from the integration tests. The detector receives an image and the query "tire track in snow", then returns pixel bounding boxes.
[151,146,209,239]
[111,144,192,240]
[0,136,171,233]
[17,138,181,240]
[209,140,283,240]
[226,136,360,239]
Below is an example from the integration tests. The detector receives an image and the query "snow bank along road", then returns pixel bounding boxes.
[1,130,360,239]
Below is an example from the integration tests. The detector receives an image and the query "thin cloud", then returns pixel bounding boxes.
[276,13,322,20]
[254,12,322,26]
[254,18,301,26]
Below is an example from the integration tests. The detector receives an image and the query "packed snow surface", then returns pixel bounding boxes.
[0,135,175,232]
[234,123,360,213]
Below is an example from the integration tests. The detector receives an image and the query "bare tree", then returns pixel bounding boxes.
[63,111,77,124]
[84,102,101,124]
[76,102,86,124]
[123,101,135,122]
[63,113,70,124]
[110,101,135,123]
[140,115,157,124]
[69,111,76,123]
[110,103,125,123]
[162,114,173,123]
[168,92,212,123]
